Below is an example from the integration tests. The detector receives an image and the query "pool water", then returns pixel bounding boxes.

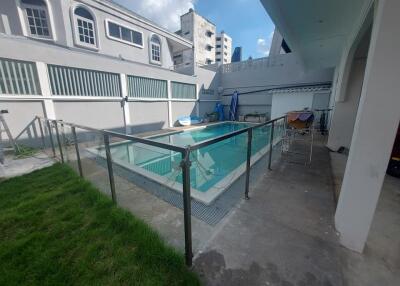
[108,122,283,196]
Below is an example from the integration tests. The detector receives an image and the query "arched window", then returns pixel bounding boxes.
[21,0,52,39]
[73,6,97,48]
[150,35,161,64]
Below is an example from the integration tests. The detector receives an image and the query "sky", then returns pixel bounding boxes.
[114,0,275,59]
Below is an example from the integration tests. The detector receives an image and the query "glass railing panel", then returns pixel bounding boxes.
[73,127,112,197]
[106,133,186,252]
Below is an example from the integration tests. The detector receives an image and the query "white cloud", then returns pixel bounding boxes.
[114,0,196,31]
[256,31,274,57]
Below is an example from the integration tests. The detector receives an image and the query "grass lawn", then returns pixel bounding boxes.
[0,163,199,286]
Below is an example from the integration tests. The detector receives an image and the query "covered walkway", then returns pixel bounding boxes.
[194,138,400,286]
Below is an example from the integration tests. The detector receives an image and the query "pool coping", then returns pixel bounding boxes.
[87,122,281,206]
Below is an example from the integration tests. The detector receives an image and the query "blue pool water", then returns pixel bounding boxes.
[108,122,283,194]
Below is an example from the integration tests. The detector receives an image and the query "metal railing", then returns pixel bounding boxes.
[34,115,286,267]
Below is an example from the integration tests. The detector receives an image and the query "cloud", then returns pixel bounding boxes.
[256,31,274,57]
[114,0,196,31]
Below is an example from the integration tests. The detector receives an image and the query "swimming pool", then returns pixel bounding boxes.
[101,122,283,205]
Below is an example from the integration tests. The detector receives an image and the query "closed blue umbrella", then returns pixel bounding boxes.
[229,91,239,121]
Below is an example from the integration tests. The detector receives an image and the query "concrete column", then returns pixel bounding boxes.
[167,80,173,127]
[36,62,56,119]
[327,58,367,150]
[327,14,373,151]
[335,0,400,253]
[120,74,131,134]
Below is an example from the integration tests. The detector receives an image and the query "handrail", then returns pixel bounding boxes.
[103,130,186,153]
[35,114,286,268]
[36,116,101,133]
[189,116,286,151]
[37,115,286,153]
[36,116,186,153]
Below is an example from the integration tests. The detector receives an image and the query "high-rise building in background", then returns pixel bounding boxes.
[174,9,232,66]
[174,9,216,66]
[215,31,232,64]
[231,47,242,62]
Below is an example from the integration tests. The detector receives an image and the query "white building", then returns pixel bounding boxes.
[0,0,216,136]
[174,9,216,66]
[215,31,232,64]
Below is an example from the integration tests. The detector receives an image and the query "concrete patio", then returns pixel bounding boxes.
[37,129,399,285]
[193,138,400,286]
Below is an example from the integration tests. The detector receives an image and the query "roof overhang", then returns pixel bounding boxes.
[260,0,373,69]
[167,38,193,53]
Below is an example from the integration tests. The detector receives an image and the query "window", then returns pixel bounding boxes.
[216,37,221,41]
[216,51,221,55]
[206,30,213,37]
[73,6,97,48]
[150,35,161,64]
[206,44,213,51]
[216,44,221,48]
[106,20,143,47]
[216,59,221,62]
[206,59,212,64]
[224,45,227,49]
[21,0,52,39]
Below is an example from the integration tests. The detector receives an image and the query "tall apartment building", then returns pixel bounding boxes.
[174,9,233,66]
[174,9,216,66]
[215,31,232,64]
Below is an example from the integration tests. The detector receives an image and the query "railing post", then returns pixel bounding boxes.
[72,126,83,178]
[245,128,253,200]
[268,121,275,170]
[46,120,56,157]
[60,121,68,162]
[181,148,193,267]
[103,134,117,203]
[37,117,46,149]
[53,120,64,163]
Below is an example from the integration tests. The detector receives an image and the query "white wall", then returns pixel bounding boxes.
[129,101,169,133]
[327,23,371,151]
[271,92,314,118]
[220,53,334,119]
[53,101,125,131]
[0,101,45,139]
[271,91,331,120]
[171,102,197,126]
[0,0,190,69]
[221,90,272,119]
[0,35,196,85]
[327,59,366,150]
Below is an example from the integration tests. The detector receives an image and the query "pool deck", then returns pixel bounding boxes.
[56,125,399,285]
[193,137,400,286]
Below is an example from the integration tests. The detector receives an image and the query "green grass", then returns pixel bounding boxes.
[0,164,199,286]
[14,145,38,159]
